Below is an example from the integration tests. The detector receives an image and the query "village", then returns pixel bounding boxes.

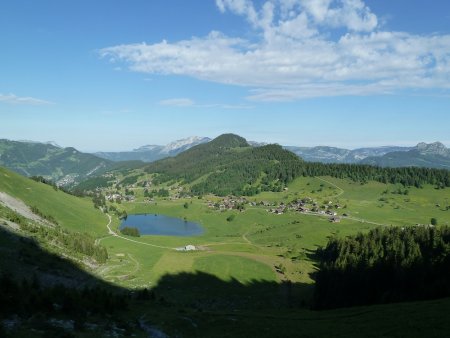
[206,196,346,223]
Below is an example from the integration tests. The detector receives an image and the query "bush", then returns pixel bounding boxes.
[120,227,140,237]
[226,214,235,222]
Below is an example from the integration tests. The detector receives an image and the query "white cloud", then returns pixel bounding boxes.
[159,98,195,107]
[159,97,253,109]
[0,93,53,105]
[100,0,450,101]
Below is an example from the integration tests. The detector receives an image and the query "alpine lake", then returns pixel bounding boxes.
[119,214,204,237]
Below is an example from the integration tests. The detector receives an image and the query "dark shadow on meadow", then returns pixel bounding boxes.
[0,223,313,316]
[2,225,450,338]
[150,271,313,311]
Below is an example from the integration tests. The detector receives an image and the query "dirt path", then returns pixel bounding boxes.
[104,214,175,250]
[316,177,345,198]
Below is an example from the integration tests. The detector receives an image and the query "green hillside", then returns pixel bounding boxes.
[145,133,303,195]
[2,156,450,335]
[0,139,112,186]
[0,166,107,234]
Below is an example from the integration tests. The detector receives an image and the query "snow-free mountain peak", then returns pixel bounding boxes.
[161,136,211,154]
[416,142,449,156]
[94,136,211,162]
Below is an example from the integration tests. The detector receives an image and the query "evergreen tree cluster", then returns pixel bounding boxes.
[119,173,142,186]
[72,176,112,192]
[31,176,59,190]
[120,226,140,237]
[0,274,128,324]
[144,188,169,198]
[92,192,107,209]
[19,221,108,264]
[313,226,450,309]
[30,206,59,225]
[298,162,450,188]
[147,140,303,196]
[144,134,449,197]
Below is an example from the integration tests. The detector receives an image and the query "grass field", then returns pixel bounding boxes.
[2,168,450,302]
[2,168,450,335]
[0,167,107,234]
[92,175,450,307]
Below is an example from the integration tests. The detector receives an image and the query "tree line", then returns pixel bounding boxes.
[313,225,450,309]
[144,139,450,197]
[298,162,450,188]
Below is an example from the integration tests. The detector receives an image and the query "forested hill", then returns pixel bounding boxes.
[144,134,450,196]
[0,139,113,186]
[145,134,303,196]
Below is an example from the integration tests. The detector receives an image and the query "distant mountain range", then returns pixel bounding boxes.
[360,142,450,169]
[99,137,445,167]
[0,137,448,189]
[284,145,414,163]
[95,136,211,162]
[0,139,112,186]
[286,142,450,169]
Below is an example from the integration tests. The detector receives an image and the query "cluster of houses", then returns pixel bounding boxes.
[206,197,248,211]
[268,198,344,222]
[105,193,135,202]
[205,195,345,223]
[167,186,193,200]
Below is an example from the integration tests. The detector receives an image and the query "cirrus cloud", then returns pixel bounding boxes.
[100,0,450,101]
[159,97,253,109]
[159,98,195,107]
[0,93,53,105]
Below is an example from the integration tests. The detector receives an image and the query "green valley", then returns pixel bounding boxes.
[1,134,450,336]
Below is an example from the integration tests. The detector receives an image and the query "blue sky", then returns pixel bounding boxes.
[1,0,449,151]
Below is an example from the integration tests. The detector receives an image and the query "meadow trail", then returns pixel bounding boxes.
[311,178,389,226]
[315,177,345,198]
[104,214,176,250]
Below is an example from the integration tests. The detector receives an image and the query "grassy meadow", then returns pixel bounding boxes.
[2,163,448,294]
[0,167,106,234]
[2,166,450,335]
[93,174,450,307]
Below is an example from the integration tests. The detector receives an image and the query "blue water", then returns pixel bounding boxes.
[119,214,204,236]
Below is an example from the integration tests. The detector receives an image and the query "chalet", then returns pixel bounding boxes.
[329,217,341,223]
[106,193,122,202]
[176,245,196,251]
[274,207,285,214]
